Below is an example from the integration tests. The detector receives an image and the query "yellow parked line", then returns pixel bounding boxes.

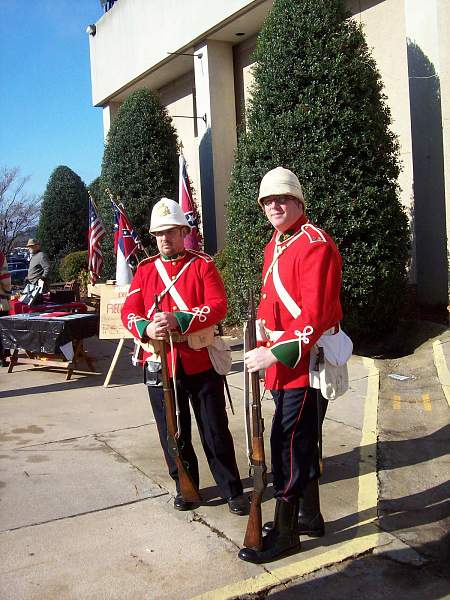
[422,393,432,412]
[392,394,401,410]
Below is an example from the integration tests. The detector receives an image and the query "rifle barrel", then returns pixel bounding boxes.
[242,290,267,550]
[154,295,202,503]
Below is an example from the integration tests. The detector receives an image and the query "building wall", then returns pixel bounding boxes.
[404,0,449,303]
[89,0,267,106]
[233,35,258,129]
[93,0,448,302]
[158,73,201,212]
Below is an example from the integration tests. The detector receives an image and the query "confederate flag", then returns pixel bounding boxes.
[112,201,140,286]
[179,154,202,250]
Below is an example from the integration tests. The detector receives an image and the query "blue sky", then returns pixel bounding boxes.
[0,0,105,197]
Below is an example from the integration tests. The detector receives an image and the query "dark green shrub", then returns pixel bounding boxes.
[59,250,88,282]
[213,249,229,291]
[38,166,89,261]
[225,0,409,338]
[99,88,179,277]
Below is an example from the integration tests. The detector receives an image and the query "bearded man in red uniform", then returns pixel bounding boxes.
[238,167,343,563]
[121,198,247,515]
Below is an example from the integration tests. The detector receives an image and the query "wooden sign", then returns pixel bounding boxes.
[98,283,132,339]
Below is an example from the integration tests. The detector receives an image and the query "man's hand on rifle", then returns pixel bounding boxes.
[245,347,277,372]
[146,312,179,340]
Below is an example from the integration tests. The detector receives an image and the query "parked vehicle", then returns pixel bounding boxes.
[7,259,29,284]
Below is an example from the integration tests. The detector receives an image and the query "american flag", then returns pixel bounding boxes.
[179,153,202,250]
[88,195,106,284]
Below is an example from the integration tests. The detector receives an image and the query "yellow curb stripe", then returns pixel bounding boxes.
[432,340,450,408]
[191,358,380,600]
[359,359,379,522]
[265,527,381,582]
[192,529,382,600]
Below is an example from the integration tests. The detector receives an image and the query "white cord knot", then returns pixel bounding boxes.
[127,313,138,330]
[192,305,211,322]
[294,325,314,344]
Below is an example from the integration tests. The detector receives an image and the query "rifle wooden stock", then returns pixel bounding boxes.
[243,291,267,551]
[155,296,202,503]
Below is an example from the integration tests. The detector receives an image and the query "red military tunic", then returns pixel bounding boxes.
[258,213,343,390]
[121,249,226,376]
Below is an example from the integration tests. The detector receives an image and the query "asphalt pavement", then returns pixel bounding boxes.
[0,324,449,599]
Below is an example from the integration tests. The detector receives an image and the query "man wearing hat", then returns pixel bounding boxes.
[121,198,248,515]
[0,249,11,366]
[238,167,343,563]
[26,239,50,291]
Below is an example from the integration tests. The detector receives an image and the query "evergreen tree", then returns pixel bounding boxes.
[100,88,179,276]
[226,0,409,338]
[38,165,89,262]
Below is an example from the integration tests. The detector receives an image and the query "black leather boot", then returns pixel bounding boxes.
[297,479,324,536]
[262,479,324,537]
[238,499,301,564]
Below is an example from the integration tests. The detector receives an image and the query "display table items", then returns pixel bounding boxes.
[9,299,88,315]
[0,313,99,379]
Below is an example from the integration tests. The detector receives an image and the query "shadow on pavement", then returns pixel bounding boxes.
[262,545,449,600]
[355,319,447,359]
[323,425,450,484]
[0,368,142,397]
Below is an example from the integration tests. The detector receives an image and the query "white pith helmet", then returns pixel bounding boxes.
[257,167,305,208]
[150,198,191,233]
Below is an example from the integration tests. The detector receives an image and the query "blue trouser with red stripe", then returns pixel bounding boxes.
[271,387,320,503]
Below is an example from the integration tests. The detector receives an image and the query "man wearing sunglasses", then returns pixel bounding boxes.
[239,167,343,563]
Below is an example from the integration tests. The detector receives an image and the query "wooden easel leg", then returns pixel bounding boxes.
[7,348,19,373]
[82,341,96,372]
[66,362,74,381]
[103,338,125,387]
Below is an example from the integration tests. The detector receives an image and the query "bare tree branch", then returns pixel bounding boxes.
[0,166,41,255]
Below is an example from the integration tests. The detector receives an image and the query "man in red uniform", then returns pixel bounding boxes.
[121,198,247,515]
[238,167,343,563]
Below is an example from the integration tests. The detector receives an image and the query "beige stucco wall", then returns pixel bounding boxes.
[89,0,267,106]
[406,0,449,275]
[158,73,201,213]
[405,0,449,302]
[194,40,237,252]
[349,1,414,215]
[438,1,450,290]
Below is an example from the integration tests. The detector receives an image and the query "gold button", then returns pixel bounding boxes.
[262,319,266,325]
[262,293,267,299]
[171,275,176,280]
[172,261,176,265]
[173,306,177,311]
[266,342,271,348]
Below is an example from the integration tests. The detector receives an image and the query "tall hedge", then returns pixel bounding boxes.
[37,166,89,262]
[225,0,410,338]
[99,88,179,277]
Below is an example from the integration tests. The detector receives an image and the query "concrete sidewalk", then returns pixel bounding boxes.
[0,334,444,599]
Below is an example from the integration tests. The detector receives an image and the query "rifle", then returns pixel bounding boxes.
[154,295,202,503]
[243,291,267,551]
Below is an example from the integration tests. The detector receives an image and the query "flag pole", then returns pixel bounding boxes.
[102,188,149,387]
